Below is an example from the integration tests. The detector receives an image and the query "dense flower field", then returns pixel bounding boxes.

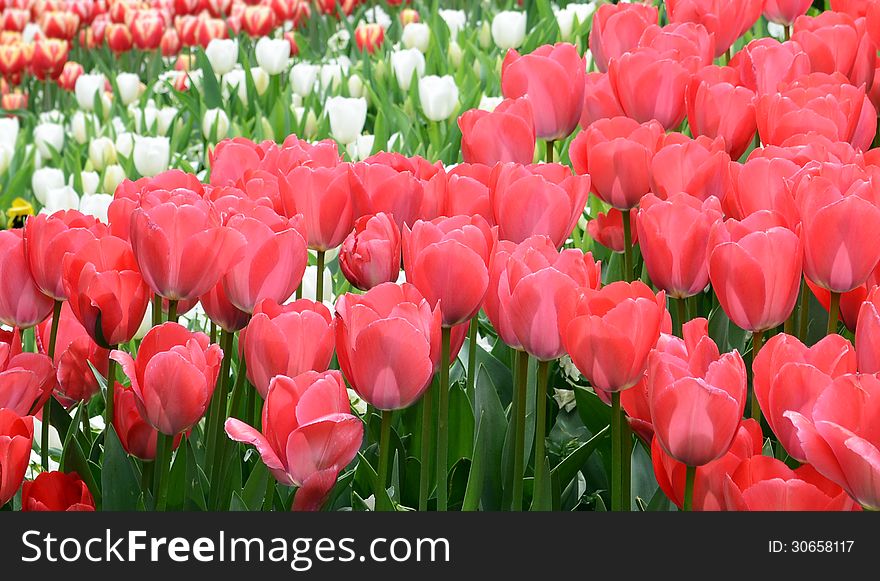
[0,0,879,512]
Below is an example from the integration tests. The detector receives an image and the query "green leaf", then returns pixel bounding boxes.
[196,49,223,109]
[60,433,101,508]
[101,427,142,511]
[461,413,486,511]
[447,384,475,469]
[165,439,189,511]
[473,364,507,510]
[355,452,394,511]
[550,425,610,494]
[242,461,270,511]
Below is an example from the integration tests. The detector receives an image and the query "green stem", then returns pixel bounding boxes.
[226,355,248,419]
[675,296,686,338]
[611,391,621,511]
[418,384,433,511]
[167,299,178,323]
[152,295,162,327]
[546,140,554,164]
[827,292,840,336]
[622,209,633,282]
[377,409,393,505]
[207,330,234,509]
[105,351,117,431]
[262,476,275,512]
[511,350,528,511]
[683,465,696,512]
[153,432,174,511]
[751,330,764,423]
[621,413,632,512]
[316,250,325,304]
[436,326,451,511]
[465,317,478,405]
[531,359,550,510]
[797,278,810,341]
[41,299,62,470]
[141,460,154,496]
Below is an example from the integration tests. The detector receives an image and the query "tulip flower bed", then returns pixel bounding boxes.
[0,0,879,515]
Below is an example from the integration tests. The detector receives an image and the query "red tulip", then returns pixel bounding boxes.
[335,282,441,410]
[587,208,639,254]
[161,28,182,57]
[109,170,206,240]
[403,215,495,327]
[489,163,590,248]
[570,116,665,210]
[339,212,401,291]
[722,456,859,510]
[0,408,32,506]
[708,211,802,331]
[792,11,875,90]
[637,193,722,299]
[221,205,307,314]
[752,133,863,166]
[200,281,251,333]
[763,0,813,26]
[491,235,601,360]
[56,60,83,91]
[729,38,812,96]
[210,137,277,187]
[856,286,880,374]
[242,5,275,37]
[652,418,763,510]
[723,156,801,228]
[23,210,108,301]
[105,22,133,53]
[62,236,150,348]
[35,302,109,407]
[130,187,246,301]
[755,72,877,150]
[0,229,54,328]
[666,0,763,57]
[441,164,493,222]
[589,2,659,73]
[459,97,536,166]
[113,383,182,461]
[562,281,667,393]
[225,371,363,511]
[279,163,358,252]
[112,322,222,435]
[22,471,95,511]
[786,372,880,510]
[31,39,68,80]
[608,47,691,130]
[753,332,856,461]
[242,299,334,398]
[355,23,384,54]
[501,43,584,141]
[796,165,880,293]
[579,72,625,129]
[351,160,425,230]
[0,328,55,416]
[651,135,733,201]
[686,66,757,160]
[132,11,165,50]
[637,22,716,69]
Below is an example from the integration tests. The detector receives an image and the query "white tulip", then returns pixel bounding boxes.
[134,302,153,340]
[157,107,179,136]
[0,117,19,153]
[419,75,459,121]
[205,38,238,75]
[79,193,112,222]
[290,63,319,96]
[448,41,463,68]
[39,111,64,124]
[255,37,291,75]
[34,123,65,159]
[325,96,367,145]
[75,73,105,111]
[346,134,375,162]
[202,108,230,141]
[402,22,431,53]
[251,67,270,95]
[77,171,100,196]
[478,95,504,112]
[32,168,66,205]
[88,137,117,171]
[492,11,527,50]
[133,136,170,177]
[320,58,350,92]
[115,132,135,158]
[116,72,141,105]
[348,74,364,99]
[133,104,159,134]
[391,48,426,91]
[102,164,126,194]
[223,69,248,103]
[555,4,596,41]
[364,5,392,29]
[42,186,79,214]
[439,9,466,38]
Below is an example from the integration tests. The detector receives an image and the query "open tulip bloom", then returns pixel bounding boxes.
[0,0,879,518]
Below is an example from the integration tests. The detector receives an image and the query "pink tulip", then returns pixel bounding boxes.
[0,229,54,328]
[580,72,625,129]
[651,135,733,201]
[459,97,536,166]
[0,329,55,416]
[589,2,658,73]
[763,0,813,26]
[339,212,401,291]
[608,47,691,130]
[686,66,757,160]
[729,38,812,96]
[666,0,763,57]
[723,156,801,229]
[856,286,880,374]
[792,11,876,89]
[587,209,639,254]
[279,163,359,251]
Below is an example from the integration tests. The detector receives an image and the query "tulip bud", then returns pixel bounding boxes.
[202,108,230,141]
[479,20,492,49]
[418,75,459,122]
[348,74,364,98]
[255,37,290,76]
[492,11,526,50]
[448,41,463,68]
[340,212,401,290]
[391,48,425,91]
[102,164,126,194]
[325,96,367,145]
[132,135,170,177]
[402,22,431,53]
[88,137,117,171]
[70,111,91,144]
[251,67,270,96]
[34,123,65,159]
[204,38,237,75]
